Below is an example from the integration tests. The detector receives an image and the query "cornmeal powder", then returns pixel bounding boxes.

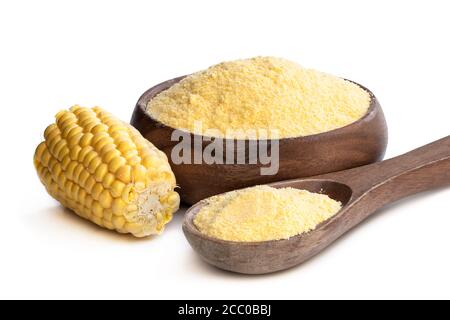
[147,57,370,138]
[194,185,342,242]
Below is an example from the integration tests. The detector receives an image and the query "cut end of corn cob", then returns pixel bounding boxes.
[34,106,180,237]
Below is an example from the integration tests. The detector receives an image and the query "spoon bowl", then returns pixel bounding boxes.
[183,136,450,274]
[183,179,353,274]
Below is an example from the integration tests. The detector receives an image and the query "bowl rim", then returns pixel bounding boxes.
[135,75,380,142]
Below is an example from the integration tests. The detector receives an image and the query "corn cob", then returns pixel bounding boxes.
[33,106,180,237]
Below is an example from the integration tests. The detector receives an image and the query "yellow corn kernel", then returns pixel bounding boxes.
[70,184,80,201]
[44,124,59,141]
[164,192,180,208]
[56,172,67,189]
[73,163,84,182]
[91,216,103,227]
[78,189,87,204]
[76,114,94,127]
[49,181,59,196]
[101,172,115,189]
[111,197,127,215]
[99,190,113,209]
[91,132,109,147]
[108,156,126,173]
[84,195,94,210]
[101,147,120,163]
[75,108,95,120]
[125,155,141,167]
[102,220,115,230]
[69,145,82,160]
[112,215,126,229]
[134,182,146,192]
[78,170,90,187]
[103,208,113,222]
[48,158,58,172]
[95,136,114,154]
[47,134,62,154]
[123,222,143,234]
[52,139,66,156]
[56,144,69,161]
[84,176,96,194]
[40,148,52,167]
[91,183,104,201]
[88,157,102,174]
[142,155,161,169]
[122,147,139,158]
[92,201,103,217]
[36,165,46,179]
[65,161,78,181]
[132,165,147,184]
[94,163,108,182]
[67,132,83,149]
[78,146,93,163]
[116,140,134,154]
[83,119,101,133]
[116,165,131,184]
[110,180,126,198]
[34,106,179,237]
[127,204,138,213]
[50,162,62,178]
[82,150,97,168]
[102,117,116,127]
[69,105,82,114]
[62,125,81,140]
[46,158,62,182]
[110,130,129,141]
[121,184,136,204]
[108,123,127,135]
[79,132,94,147]
[127,126,142,138]
[34,142,47,163]
[67,126,83,140]
[91,123,108,135]
[57,112,77,129]
[42,170,53,187]
[61,154,72,170]
[64,180,74,198]
[123,208,137,221]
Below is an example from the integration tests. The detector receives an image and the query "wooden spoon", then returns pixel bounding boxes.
[183,136,450,274]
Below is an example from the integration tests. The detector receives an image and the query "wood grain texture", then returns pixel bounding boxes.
[131,76,388,205]
[183,136,450,274]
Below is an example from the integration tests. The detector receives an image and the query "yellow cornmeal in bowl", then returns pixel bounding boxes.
[193,185,342,242]
[146,56,370,139]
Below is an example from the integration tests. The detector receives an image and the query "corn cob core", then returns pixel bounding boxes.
[34,106,180,237]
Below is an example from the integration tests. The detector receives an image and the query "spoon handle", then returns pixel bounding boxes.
[321,136,450,208]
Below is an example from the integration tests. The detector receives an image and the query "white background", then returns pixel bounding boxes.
[1,0,449,300]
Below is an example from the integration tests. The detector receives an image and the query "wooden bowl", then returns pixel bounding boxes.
[131,76,388,205]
